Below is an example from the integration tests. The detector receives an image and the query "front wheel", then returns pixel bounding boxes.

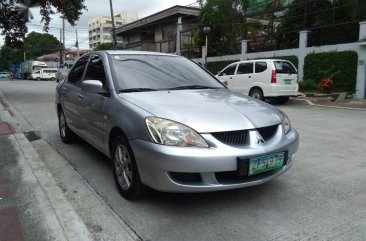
[112,136,146,200]
[249,88,264,101]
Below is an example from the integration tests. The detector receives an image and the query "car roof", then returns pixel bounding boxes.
[94,50,178,57]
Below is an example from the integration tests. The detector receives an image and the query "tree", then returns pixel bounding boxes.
[197,0,246,55]
[94,43,115,51]
[275,0,365,48]
[23,31,61,59]
[0,32,62,70]
[0,0,86,46]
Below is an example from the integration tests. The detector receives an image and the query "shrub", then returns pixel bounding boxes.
[299,79,318,92]
[304,51,358,93]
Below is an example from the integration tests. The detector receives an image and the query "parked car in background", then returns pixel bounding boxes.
[56,51,299,200]
[31,68,58,81]
[0,71,10,78]
[216,59,299,103]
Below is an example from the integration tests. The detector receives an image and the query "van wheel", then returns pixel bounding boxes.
[50,77,56,81]
[112,135,146,200]
[36,77,41,81]
[276,96,289,104]
[249,88,264,101]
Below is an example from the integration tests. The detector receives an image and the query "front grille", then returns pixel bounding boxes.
[212,130,248,146]
[257,125,278,141]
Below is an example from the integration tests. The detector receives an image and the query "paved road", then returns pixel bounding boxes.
[1,79,366,241]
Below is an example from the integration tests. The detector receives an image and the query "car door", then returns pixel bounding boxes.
[79,55,109,150]
[217,64,238,89]
[61,55,90,135]
[234,62,254,94]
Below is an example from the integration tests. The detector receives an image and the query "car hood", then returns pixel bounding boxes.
[119,89,282,133]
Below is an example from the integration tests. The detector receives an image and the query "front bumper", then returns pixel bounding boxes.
[130,126,299,192]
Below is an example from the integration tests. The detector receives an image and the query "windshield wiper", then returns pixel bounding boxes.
[119,88,158,93]
[168,85,219,90]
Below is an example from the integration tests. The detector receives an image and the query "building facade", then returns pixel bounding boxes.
[115,6,201,57]
[88,11,138,50]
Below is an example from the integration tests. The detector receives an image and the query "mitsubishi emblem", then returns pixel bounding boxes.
[255,132,265,144]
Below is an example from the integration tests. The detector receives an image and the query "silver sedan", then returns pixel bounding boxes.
[55,51,299,200]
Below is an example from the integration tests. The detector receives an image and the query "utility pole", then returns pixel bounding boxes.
[62,17,66,63]
[76,29,80,59]
[109,0,117,46]
[59,29,63,65]
[176,17,182,55]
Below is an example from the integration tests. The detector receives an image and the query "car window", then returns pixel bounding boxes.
[67,56,89,87]
[84,55,107,90]
[274,61,297,74]
[220,64,237,76]
[111,55,225,91]
[255,62,267,73]
[237,62,253,75]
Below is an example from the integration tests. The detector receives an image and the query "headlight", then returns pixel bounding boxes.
[145,117,209,147]
[279,110,291,134]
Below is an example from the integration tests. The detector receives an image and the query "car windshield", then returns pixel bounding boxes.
[111,54,224,92]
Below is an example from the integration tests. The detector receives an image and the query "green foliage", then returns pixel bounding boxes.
[94,43,115,51]
[299,79,318,93]
[206,60,238,75]
[304,51,358,93]
[275,0,364,48]
[0,0,86,45]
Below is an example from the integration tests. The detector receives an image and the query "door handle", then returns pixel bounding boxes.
[62,87,68,94]
[248,76,252,78]
[77,94,84,100]
[229,77,233,79]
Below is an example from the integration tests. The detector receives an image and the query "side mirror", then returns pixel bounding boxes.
[82,80,103,93]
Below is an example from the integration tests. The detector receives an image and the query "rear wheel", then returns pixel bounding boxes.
[36,77,41,81]
[249,88,264,101]
[58,109,76,143]
[50,77,56,81]
[112,135,146,200]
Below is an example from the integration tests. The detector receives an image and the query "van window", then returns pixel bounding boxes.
[220,64,237,76]
[237,62,253,75]
[43,69,57,73]
[274,61,297,74]
[255,62,267,73]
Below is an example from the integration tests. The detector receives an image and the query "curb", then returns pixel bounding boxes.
[290,98,366,111]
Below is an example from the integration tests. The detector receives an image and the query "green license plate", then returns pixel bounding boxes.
[284,79,292,84]
[249,152,285,176]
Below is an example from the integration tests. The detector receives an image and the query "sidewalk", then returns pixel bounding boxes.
[0,101,92,240]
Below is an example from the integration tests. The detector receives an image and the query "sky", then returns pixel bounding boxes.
[0,0,197,49]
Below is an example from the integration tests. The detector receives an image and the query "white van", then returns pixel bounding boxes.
[31,68,58,81]
[216,59,299,103]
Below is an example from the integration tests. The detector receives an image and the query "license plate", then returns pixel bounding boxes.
[284,79,292,84]
[248,152,285,176]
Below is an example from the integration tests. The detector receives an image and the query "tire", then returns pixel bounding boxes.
[58,109,77,143]
[36,77,41,81]
[50,77,56,81]
[276,96,290,104]
[249,88,264,101]
[112,135,146,200]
